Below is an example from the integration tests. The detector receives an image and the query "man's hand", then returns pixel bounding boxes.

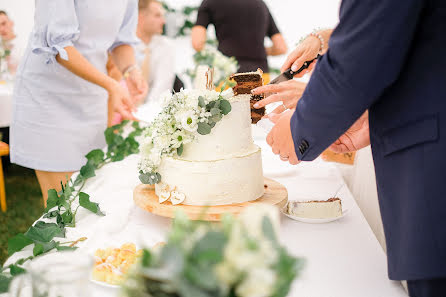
[329,111,370,153]
[266,109,300,165]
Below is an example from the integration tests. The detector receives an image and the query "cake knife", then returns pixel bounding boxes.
[268,54,321,85]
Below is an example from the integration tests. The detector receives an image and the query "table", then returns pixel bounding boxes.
[0,82,14,128]
[4,135,407,297]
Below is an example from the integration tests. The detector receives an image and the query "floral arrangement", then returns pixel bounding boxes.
[186,44,239,89]
[0,42,11,74]
[122,205,303,297]
[138,89,233,185]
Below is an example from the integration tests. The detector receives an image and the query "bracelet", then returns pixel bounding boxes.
[122,64,139,79]
[309,32,325,54]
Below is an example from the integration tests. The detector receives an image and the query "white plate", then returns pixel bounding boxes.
[90,278,121,289]
[281,206,349,224]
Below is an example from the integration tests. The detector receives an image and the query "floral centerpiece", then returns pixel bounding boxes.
[0,41,11,75]
[138,88,233,185]
[122,205,304,297]
[186,44,238,89]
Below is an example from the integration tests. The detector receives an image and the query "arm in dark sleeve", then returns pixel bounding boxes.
[195,0,212,28]
[291,0,424,161]
[266,8,280,37]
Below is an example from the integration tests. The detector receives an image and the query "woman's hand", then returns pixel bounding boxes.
[251,80,307,115]
[108,81,137,121]
[281,35,321,77]
[126,68,148,106]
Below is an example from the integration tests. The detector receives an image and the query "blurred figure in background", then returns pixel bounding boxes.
[191,0,287,80]
[0,10,20,74]
[136,0,177,112]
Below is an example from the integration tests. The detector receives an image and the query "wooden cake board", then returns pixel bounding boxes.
[133,177,288,221]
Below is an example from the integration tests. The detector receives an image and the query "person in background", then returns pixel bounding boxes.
[191,0,287,81]
[136,0,176,110]
[10,0,147,205]
[266,0,446,295]
[0,10,20,74]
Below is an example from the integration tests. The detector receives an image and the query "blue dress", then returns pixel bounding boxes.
[10,0,138,171]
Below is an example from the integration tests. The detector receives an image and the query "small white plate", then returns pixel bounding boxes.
[90,277,120,289]
[281,206,349,224]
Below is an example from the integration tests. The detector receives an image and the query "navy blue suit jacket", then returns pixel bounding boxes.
[291,0,446,280]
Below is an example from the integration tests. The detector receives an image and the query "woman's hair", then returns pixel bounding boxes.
[138,0,159,11]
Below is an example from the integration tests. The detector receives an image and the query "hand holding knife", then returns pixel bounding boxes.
[268,54,321,85]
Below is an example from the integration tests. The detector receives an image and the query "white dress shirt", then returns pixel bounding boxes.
[135,35,176,119]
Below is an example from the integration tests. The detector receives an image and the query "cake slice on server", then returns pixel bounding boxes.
[230,69,265,124]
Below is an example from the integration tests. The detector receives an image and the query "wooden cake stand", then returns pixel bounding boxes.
[133,177,288,221]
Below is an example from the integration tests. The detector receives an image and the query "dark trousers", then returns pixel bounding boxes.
[408,279,446,297]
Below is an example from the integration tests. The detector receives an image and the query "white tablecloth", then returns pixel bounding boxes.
[5,133,407,297]
[0,83,14,128]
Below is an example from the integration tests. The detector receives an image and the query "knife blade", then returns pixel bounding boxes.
[268,54,321,85]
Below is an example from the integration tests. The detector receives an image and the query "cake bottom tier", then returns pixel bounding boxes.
[155,146,264,206]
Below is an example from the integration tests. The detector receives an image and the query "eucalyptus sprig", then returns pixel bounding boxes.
[0,120,144,293]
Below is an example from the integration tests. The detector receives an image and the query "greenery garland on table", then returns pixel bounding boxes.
[0,120,144,293]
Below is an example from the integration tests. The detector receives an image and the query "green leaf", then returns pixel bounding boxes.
[177,144,184,156]
[197,122,212,135]
[210,113,222,123]
[139,171,161,185]
[43,211,59,219]
[191,231,226,264]
[0,274,12,293]
[8,234,33,256]
[55,245,78,251]
[198,96,206,108]
[73,174,84,187]
[262,216,277,243]
[220,99,232,115]
[33,240,57,256]
[61,209,73,224]
[142,249,152,267]
[79,192,105,216]
[85,149,104,166]
[80,163,96,179]
[210,108,221,116]
[44,189,59,212]
[25,222,65,243]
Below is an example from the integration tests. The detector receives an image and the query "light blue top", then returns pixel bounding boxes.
[11,0,139,172]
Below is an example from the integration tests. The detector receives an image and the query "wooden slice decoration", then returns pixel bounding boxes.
[133,177,288,221]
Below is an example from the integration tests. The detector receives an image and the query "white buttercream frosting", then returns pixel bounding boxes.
[180,95,255,161]
[155,146,264,206]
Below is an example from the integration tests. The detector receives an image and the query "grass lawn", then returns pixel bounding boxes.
[0,160,43,265]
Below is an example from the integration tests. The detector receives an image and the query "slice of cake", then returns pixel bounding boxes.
[230,69,265,124]
[287,198,343,219]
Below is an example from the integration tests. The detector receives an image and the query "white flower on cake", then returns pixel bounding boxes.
[180,110,198,132]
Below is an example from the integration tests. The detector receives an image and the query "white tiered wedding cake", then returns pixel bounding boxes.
[155,92,264,206]
[138,67,266,206]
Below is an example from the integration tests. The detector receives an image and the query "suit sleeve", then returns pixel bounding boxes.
[291,0,424,161]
